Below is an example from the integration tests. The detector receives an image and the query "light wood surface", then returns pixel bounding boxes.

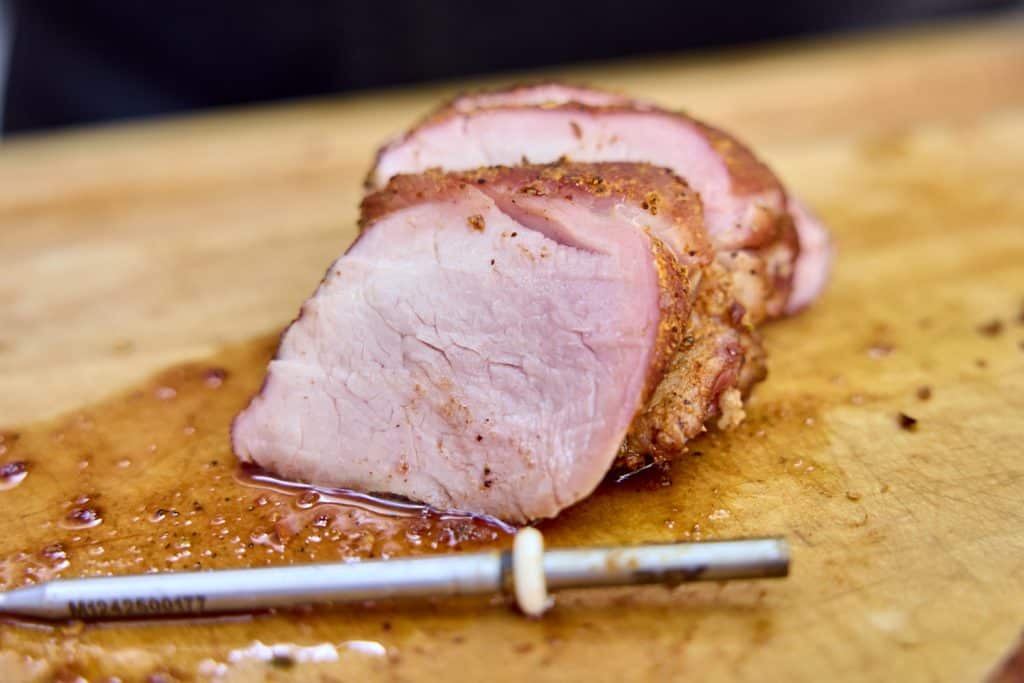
[1,15,1023,682]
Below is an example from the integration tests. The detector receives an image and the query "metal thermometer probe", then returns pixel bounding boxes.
[0,532,789,621]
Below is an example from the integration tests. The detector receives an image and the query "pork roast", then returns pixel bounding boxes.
[232,162,711,521]
[233,85,834,521]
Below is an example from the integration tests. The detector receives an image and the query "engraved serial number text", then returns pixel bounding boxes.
[67,594,207,618]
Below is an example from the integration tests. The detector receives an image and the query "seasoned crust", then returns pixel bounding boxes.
[689,119,784,210]
[617,258,763,468]
[645,235,696,409]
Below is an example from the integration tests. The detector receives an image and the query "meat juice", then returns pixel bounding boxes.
[0,332,836,679]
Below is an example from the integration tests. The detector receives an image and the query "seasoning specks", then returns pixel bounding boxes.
[898,413,918,431]
[977,319,1004,337]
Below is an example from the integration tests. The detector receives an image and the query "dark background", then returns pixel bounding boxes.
[3,0,1020,135]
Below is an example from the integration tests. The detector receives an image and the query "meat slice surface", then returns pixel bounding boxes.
[232,162,703,521]
[368,82,831,319]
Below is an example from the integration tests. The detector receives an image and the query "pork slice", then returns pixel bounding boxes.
[232,162,700,522]
[369,82,831,320]
[370,89,783,249]
[786,198,832,313]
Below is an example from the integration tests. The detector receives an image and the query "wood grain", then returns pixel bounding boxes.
[1,15,1023,682]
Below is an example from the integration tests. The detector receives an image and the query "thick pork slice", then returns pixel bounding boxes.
[232,162,705,522]
[368,82,830,319]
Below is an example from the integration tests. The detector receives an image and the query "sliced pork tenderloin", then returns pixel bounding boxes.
[233,162,707,522]
[368,82,830,320]
[369,84,790,465]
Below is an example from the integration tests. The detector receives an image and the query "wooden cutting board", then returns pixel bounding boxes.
[1,16,1023,682]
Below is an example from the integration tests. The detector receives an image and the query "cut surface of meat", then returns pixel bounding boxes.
[369,82,831,320]
[232,162,704,521]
